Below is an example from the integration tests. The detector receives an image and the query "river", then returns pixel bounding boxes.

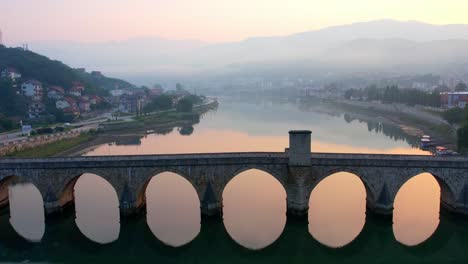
[3,97,463,263]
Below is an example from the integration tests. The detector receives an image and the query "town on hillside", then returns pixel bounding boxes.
[0,66,206,134]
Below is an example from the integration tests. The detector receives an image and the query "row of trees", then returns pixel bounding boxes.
[142,94,204,114]
[344,85,441,107]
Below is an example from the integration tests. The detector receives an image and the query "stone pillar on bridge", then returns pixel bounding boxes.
[287,130,312,216]
[200,182,221,216]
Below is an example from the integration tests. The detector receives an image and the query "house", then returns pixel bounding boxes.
[440,92,468,108]
[88,95,102,105]
[1,67,22,81]
[21,80,43,101]
[28,102,45,118]
[68,82,85,97]
[118,94,138,113]
[56,97,77,110]
[47,86,65,100]
[62,105,80,117]
[79,99,91,112]
[68,87,81,97]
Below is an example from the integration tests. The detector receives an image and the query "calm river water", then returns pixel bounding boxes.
[4,97,465,263]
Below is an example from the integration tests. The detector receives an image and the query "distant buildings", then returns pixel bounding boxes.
[68,82,85,97]
[440,92,468,108]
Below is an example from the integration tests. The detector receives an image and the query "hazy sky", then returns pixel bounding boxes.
[1,0,468,44]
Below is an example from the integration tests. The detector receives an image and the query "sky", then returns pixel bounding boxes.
[1,0,468,44]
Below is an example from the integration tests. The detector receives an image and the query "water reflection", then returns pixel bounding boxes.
[145,172,200,247]
[74,173,120,244]
[179,125,194,136]
[222,169,287,250]
[308,172,366,248]
[393,173,441,246]
[9,183,45,242]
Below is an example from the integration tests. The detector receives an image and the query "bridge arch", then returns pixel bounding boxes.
[0,175,19,210]
[140,171,201,247]
[393,172,445,246]
[58,172,119,210]
[222,168,287,250]
[308,171,367,248]
[311,169,378,211]
[137,169,200,208]
[394,171,457,212]
[60,172,121,244]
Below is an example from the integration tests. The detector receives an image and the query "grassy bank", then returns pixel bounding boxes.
[7,133,96,158]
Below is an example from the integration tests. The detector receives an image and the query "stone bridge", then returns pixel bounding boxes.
[1,131,468,217]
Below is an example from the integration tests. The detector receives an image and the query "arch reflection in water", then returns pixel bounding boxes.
[308,172,366,248]
[9,183,45,242]
[222,169,287,250]
[145,172,201,247]
[72,173,120,244]
[393,173,440,246]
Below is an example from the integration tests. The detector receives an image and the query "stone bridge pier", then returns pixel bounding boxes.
[1,130,468,218]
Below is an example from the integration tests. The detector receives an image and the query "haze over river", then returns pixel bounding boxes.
[4,97,466,263]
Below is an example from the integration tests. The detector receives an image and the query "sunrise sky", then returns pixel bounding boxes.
[1,0,468,44]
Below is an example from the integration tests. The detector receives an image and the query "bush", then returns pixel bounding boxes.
[35,127,54,134]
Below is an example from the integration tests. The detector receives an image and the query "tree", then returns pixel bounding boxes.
[0,79,27,117]
[344,89,356,100]
[143,94,173,113]
[455,82,468,92]
[176,97,193,112]
[457,124,468,153]
[442,107,464,125]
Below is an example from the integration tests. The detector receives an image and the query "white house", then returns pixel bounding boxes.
[21,80,43,101]
[1,67,22,81]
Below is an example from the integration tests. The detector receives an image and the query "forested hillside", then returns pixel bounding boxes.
[0,46,134,96]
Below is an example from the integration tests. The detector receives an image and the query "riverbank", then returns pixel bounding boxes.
[0,99,218,158]
[326,98,457,149]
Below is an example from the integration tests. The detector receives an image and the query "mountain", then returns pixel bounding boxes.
[20,20,468,80]
[29,37,206,74]
[0,46,135,95]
